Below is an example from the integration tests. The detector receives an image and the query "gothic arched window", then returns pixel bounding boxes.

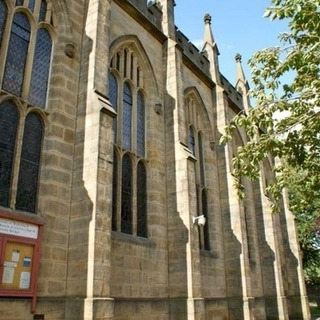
[29,28,53,108]
[0,101,18,207]
[121,153,133,234]
[109,46,148,237]
[16,113,43,212]
[185,95,211,251]
[3,13,31,97]
[0,0,7,44]
[137,161,147,237]
[122,82,132,150]
[137,91,145,157]
[0,1,54,213]
[1,1,53,108]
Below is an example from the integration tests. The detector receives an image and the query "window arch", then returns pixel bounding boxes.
[29,28,53,108]
[1,1,53,108]
[0,1,53,213]
[16,112,43,212]
[3,12,31,97]
[185,93,211,251]
[137,91,145,157]
[110,45,148,237]
[122,82,132,150]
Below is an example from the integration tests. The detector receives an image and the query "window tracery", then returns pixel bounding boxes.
[0,0,53,213]
[186,94,210,250]
[109,45,148,238]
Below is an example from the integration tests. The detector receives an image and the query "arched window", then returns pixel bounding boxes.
[0,0,7,44]
[109,46,148,237]
[28,0,36,12]
[188,126,195,156]
[198,132,205,185]
[0,1,53,213]
[185,94,211,251]
[0,101,18,207]
[29,28,52,108]
[122,82,132,150]
[39,0,47,22]
[112,149,118,231]
[202,190,210,250]
[109,73,118,142]
[137,161,147,237]
[121,154,133,234]
[137,91,145,157]
[1,1,53,107]
[16,113,43,212]
[3,13,31,97]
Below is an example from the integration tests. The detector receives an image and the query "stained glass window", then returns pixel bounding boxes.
[3,13,30,97]
[137,91,145,157]
[28,0,35,12]
[198,132,205,185]
[202,190,210,250]
[29,28,52,108]
[15,0,23,6]
[123,49,128,78]
[16,113,43,213]
[112,150,118,231]
[0,101,19,207]
[122,83,132,150]
[137,161,147,237]
[0,0,7,44]
[188,127,195,156]
[121,154,132,234]
[109,73,118,142]
[39,0,47,22]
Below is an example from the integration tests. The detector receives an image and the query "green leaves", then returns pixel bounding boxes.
[220,0,320,212]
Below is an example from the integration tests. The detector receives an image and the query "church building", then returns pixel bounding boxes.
[0,0,310,319]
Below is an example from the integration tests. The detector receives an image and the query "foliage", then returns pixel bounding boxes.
[286,168,320,284]
[220,0,320,212]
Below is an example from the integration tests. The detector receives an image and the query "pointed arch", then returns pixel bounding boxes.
[109,35,159,96]
[2,12,31,96]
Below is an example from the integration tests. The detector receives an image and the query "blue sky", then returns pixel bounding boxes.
[175,0,289,87]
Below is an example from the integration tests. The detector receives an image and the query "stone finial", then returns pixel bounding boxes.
[204,13,211,25]
[235,53,242,63]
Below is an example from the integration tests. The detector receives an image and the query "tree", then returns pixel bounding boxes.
[220,0,320,212]
[286,168,320,284]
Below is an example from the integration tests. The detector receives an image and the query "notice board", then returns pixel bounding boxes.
[0,212,43,313]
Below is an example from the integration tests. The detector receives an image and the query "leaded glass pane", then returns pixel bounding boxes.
[0,101,18,207]
[29,28,52,108]
[16,113,43,213]
[122,83,132,150]
[202,190,210,250]
[39,0,47,22]
[137,91,145,157]
[112,149,118,231]
[188,127,195,156]
[109,73,118,142]
[121,154,132,234]
[123,49,128,78]
[137,161,147,237]
[28,0,35,12]
[3,13,30,97]
[15,0,23,6]
[198,133,205,186]
[0,0,7,44]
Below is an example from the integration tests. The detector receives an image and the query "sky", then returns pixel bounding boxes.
[175,0,289,87]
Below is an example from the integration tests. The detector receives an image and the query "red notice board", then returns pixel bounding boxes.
[0,211,43,313]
